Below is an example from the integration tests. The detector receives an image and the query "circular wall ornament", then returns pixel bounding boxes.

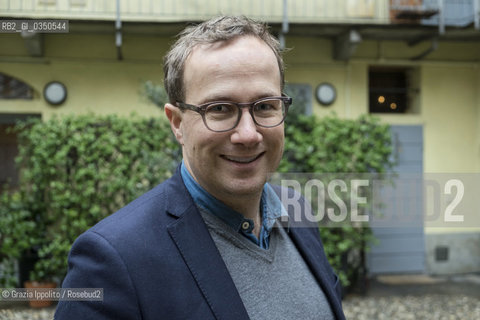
[315,83,336,106]
[44,81,67,106]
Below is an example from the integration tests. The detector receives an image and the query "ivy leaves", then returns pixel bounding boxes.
[1,114,181,283]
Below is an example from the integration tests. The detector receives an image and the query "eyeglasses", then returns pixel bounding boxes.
[176,95,292,132]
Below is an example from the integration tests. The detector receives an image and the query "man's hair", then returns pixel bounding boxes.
[163,15,285,104]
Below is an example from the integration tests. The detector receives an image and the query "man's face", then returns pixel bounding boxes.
[168,36,284,202]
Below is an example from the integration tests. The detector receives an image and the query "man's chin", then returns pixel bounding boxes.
[223,179,266,196]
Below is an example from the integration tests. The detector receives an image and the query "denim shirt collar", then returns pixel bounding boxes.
[180,161,288,248]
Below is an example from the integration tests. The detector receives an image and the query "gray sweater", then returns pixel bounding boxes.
[200,209,335,320]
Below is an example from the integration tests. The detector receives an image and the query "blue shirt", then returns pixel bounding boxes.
[180,161,288,249]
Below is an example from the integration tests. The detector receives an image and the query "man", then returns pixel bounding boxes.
[55,16,345,320]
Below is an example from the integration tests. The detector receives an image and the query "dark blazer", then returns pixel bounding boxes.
[55,169,346,320]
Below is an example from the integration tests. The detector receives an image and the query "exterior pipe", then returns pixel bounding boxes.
[279,0,288,50]
[116,0,123,60]
[438,0,445,35]
[474,0,480,30]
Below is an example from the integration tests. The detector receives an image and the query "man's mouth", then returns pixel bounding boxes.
[222,153,264,164]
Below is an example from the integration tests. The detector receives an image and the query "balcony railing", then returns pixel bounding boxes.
[391,0,480,31]
[0,0,389,24]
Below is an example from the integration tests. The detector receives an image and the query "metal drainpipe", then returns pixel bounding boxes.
[279,0,289,50]
[474,0,480,30]
[438,0,445,35]
[116,0,123,60]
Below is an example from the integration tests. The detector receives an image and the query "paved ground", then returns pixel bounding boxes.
[361,274,480,298]
[1,274,479,319]
[343,274,480,319]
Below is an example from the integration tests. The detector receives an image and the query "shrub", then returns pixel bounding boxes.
[0,191,37,287]
[0,114,180,284]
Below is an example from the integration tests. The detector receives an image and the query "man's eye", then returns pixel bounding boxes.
[209,104,231,112]
[255,103,274,111]
[206,104,237,120]
[255,102,281,113]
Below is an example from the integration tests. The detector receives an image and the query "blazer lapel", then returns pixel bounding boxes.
[165,170,249,320]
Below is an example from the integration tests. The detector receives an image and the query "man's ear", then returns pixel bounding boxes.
[165,103,184,145]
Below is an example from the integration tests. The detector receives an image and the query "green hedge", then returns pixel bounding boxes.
[0,114,180,284]
[280,113,392,173]
[0,112,392,288]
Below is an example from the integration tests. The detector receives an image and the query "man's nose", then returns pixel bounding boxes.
[230,108,262,146]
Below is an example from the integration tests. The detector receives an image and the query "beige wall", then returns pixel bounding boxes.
[0,32,167,119]
[284,36,480,174]
[0,60,165,119]
[421,65,478,172]
[477,69,480,173]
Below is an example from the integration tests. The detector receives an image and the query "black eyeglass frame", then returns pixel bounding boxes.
[175,94,292,132]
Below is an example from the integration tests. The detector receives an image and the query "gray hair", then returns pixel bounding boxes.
[163,15,285,104]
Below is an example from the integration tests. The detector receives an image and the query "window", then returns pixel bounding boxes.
[0,73,34,100]
[369,67,419,114]
[284,83,313,116]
